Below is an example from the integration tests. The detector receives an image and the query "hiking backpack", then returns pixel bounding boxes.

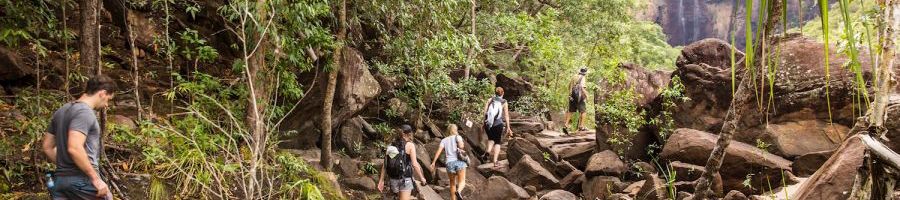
[385,140,410,179]
[484,97,505,128]
[570,76,585,101]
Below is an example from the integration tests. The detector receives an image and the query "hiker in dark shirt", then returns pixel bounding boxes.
[43,75,118,200]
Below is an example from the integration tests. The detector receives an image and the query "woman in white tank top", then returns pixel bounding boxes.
[430,124,468,200]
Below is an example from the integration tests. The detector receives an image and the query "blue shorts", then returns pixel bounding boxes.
[50,174,113,200]
[447,160,468,173]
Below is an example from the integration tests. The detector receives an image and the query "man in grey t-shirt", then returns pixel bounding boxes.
[42,75,117,200]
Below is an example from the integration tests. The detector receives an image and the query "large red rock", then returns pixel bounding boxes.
[279,47,382,149]
[660,35,900,159]
[539,190,577,200]
[495,73,534,103]
[508,117,545,134]
[793,135,866,200]
[636,174,668,200]
[559,170,585,193]
[0,46,32,81]
[582,176,622,200]
[506,155,559,191]
[669,161,705,182]
[471,176,530,200]
[584,150,627,177]
[761,119,848,158]
[660,128,794,195]
[507,136,556,174]
[790,150,834,177]
[551,141,595,169]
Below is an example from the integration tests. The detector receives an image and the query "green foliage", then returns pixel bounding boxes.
[148,177,168,200]
[372,122,394,142]
[755,138,772,152]
[0,91,64,193]
[650,76,689,141]
[360,0,678,126]
[742,173,756,190]
[179,29,220,63]
[597,88,646,155]
[274,152,339,200]
[361,162,379,175]
[0,0,72,46]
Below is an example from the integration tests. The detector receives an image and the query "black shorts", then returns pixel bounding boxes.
[485,124,505,144]
[568,99,586,113]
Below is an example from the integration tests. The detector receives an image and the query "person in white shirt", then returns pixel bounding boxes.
[430,124,468,200]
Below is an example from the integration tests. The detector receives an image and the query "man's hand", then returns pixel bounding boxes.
[91,178,109,197]
[377,179,385,192]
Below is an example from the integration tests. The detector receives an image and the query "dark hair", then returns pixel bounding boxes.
[579,68,588,75]
[396,124,414,141]
[495,87,504,96]
[400,124,413,134]
[85,75,118,95]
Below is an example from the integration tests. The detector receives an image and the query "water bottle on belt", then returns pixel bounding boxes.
[46,173,54,189]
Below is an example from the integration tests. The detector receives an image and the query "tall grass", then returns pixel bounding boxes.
[839,0,871,119]
[819,0,835,125]
[741,0,754,101]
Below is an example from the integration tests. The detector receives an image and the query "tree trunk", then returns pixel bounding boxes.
[243,0,272,198]
[63,2,71,99]
[871,0,899,130]
[692,0,785,198]
[464,0,476,79]
[80,0,100,74]
[80,0,107,162]
[124,6,141,122]
[321,0,347,172]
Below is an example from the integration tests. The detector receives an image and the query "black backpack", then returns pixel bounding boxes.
[385,140,410,179]
[571,76,585,101]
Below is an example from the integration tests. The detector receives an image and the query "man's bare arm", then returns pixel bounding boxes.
[41,133,57,163]
[67,131,100,180]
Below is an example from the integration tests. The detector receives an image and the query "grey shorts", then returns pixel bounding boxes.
[383,177,414,198]
[50,174,113,200]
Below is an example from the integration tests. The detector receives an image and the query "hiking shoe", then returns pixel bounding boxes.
[578,127,588,132]
[455,191,463,200]
[562,127,569,135]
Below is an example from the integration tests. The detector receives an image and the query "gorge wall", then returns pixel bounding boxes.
[637,0,830,48]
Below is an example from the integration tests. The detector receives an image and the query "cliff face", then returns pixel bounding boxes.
[637,0,829,49]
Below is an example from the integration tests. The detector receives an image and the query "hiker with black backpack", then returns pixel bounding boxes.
[429,124,469,200]
[563,68,589,134]
[482,87,513,169]
[378,125,428,200]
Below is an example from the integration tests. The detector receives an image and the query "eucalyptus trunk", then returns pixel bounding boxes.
[322,0,347,172]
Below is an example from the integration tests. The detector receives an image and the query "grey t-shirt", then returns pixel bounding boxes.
[47,102,101,174]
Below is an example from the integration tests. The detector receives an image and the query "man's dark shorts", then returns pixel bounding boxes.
[568,99,586,113]
[50,174,112,200]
